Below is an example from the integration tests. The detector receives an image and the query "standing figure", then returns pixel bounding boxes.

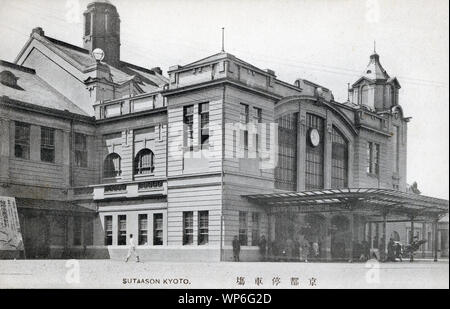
[125,234,140,263]
[387,238,395,262]
[232,236,241,262]
[258,235,267,261]
[300,237,310,262]
[395,242,403,262]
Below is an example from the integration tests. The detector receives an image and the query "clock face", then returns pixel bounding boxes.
[309,128,320,147]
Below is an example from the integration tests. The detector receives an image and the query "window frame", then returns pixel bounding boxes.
[239,211,248,246]
[103,153,122,178]
[134,148,155,175]
[138,214,148,246]
[183,105,194,151]
[40,126,55,163]
[182,211,194,245]
[198,211,209,245]
[14,121,30,160]
[104,215,113,246]
[331,126,349,188]
[74,133,88,168]
[199,103,210,150]
[117,215,127,246]
[153,213,164,246]
[251,212,260,246]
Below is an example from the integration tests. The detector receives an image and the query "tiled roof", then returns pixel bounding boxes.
[39,35,168,92]
[0,60,89,116]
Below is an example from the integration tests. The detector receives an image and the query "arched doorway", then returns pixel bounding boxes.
[330,215,350,260]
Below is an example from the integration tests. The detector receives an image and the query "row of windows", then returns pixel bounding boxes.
[183,211,209,245]
[274,113,350,191]
[239,211,261,246]
[14,122,88,166]
[104,213,164,246]
[103,148,155,178]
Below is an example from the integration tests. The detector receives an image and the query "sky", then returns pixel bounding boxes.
[0,0,448,199]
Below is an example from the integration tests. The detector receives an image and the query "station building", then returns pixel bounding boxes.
[0,0,448,261]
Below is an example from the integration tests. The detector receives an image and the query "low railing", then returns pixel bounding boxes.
[91,179,167,200]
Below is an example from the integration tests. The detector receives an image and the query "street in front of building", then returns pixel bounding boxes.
[0,259,448,289]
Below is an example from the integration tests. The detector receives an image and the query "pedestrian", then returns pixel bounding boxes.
[232,235,241,262]
[125,234,140,262]
[300,236,310,262]
[395,242,403,262]
[258,235,267,261]
[387,238,395,262]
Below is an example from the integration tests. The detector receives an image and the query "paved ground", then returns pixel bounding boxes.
[0,259,448,289]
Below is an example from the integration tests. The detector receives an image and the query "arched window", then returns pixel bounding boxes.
[361,85,369,106]
[103,153,121,178]
[331,126,348,188]
[134,148,154,175]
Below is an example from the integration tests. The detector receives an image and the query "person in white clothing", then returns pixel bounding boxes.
[125,234,140,262]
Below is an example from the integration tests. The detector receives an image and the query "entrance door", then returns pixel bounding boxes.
[23,215,50,259]
[330,215,350,260]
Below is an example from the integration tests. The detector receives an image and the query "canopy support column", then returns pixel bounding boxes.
[381,212,387,262]
[410,216,415,262]
[433,218,439,262]
[349,213,354,263]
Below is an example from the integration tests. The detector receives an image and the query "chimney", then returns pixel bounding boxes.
[31,27,45,37]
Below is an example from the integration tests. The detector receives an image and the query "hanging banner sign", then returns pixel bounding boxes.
[0,196,24,251]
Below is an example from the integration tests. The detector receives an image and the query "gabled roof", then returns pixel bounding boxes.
[15,30,168,93]
[0,60,88,116]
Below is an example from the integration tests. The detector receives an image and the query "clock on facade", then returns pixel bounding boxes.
[309,128,320,147]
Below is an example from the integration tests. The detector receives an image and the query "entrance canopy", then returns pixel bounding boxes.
[244,188,449,222]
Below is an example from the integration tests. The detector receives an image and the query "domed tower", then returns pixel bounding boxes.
[349,52,401,111]
[83,0,121,67]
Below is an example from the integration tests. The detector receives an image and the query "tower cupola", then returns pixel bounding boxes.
[83,0,121,67]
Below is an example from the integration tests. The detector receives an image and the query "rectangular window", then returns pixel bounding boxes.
[305,114,325,190]
[199,103,209,149]
[393,126,400,173]
[75,133,88,168]
[183,105,194,151]
[239,211,248,246]
[198,211,209,245]
[183,211,194,245]
[374,143,380,175]
[367,142,373,173]
[240,103,249,124]
[84,13,91,36]
[104,216,113,246]
[275,113,298,191]
[138,214,148,245]
[118,215,127,246]
[73,216,82,246]
[251,212,260,246]
[153,213,163,245]
[331,126,348,188]
[240,104,249,157]
[367,141,380,176]
[253,107,262,153]
[40,126,55,163]
[14,122,30,159]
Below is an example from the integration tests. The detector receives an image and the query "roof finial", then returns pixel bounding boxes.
[221,27,225,52]
[374,40,376,54]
